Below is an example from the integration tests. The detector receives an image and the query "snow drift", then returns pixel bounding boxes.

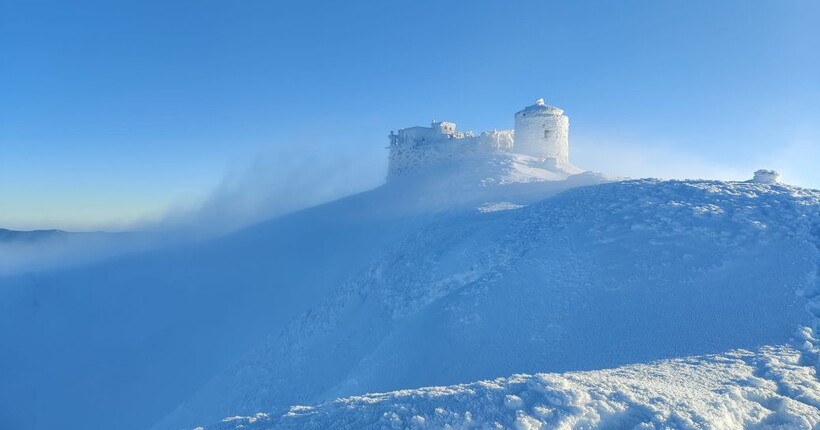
[203,342,820,429]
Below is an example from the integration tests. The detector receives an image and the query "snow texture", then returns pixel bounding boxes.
[165,174,820,430]
[199,344,820,430]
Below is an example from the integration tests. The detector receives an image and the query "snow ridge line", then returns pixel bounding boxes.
[202,347,820,429]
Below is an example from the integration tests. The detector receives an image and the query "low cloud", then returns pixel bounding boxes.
[0,142,386,276]
[0,231,158,276]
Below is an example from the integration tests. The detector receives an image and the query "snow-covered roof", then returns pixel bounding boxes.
[514,97,564,117]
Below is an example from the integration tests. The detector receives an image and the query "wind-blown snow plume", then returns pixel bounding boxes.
[0,144,384,276]
[155,143,386,237]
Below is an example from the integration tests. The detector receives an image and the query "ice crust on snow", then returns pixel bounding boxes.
[477,202,526,213]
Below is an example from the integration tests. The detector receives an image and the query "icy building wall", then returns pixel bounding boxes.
[387,122,513,178]
[513,98,569,165]
[388,137,491,178]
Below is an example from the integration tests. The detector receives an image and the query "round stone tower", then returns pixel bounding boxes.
[513,98,570,167]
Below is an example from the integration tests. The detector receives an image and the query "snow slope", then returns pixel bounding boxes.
[203,342,820,429]
[0,152,606,430]
[3,149,819,430]
[164,177,820,430]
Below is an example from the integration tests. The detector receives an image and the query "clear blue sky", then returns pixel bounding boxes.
[2,0,819,230]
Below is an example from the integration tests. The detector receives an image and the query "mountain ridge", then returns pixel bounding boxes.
[0,152,606,430]
[161,178,820,430]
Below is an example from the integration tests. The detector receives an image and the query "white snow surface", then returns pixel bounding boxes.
[2,150,820,430]
[0,152,605,430]
[170,174,820,430]
[200,343,820,430]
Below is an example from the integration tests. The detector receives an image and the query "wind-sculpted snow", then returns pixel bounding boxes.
[203,343,820,430]
[164,179,820,430]
[0,152,607,430]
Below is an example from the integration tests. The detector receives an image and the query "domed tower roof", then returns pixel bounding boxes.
[514,98,564,118]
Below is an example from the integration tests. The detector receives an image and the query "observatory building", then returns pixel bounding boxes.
[387,98,574,178]
[513,98,570,169]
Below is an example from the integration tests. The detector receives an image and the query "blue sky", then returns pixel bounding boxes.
[1,0,818,230]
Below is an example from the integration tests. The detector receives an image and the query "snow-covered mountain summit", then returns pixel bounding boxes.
[1,102,818,430]
[0,147,603,430]
[163,177,820,430]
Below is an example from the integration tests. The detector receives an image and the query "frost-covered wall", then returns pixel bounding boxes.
[387,137,489,178]
[752,169,781,184]
[387,121,513,178]
[387,99,570,179]
[513,98,569,165]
